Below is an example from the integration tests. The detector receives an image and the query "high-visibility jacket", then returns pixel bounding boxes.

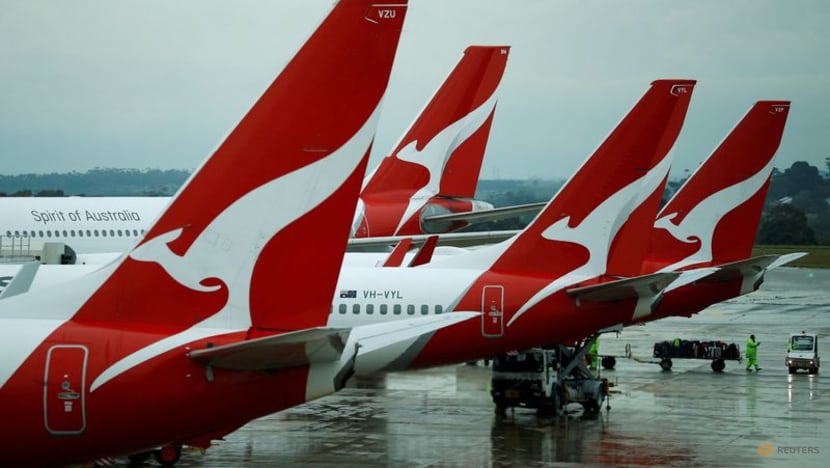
[589,338,600,355]
[746,337,758,358]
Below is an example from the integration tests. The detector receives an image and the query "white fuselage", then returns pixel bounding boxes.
[0,197,168,255]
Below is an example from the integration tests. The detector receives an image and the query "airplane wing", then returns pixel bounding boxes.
[0,262,40,300]
[346,230,518,251]
[421,201,545,229]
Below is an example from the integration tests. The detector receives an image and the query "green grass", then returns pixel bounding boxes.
[752,245,830,269]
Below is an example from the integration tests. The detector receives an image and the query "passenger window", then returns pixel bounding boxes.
[421,305,429,315]
[393,304,402,315]
[14,230,20,237]
[94,230,99,237]
[407,305,415,315]
[86,230,91,237]
[46,230,52,238]
[38,230,44,237]
[4,231,9,237]
[353,304,360,314]
[62,230,68,237]
[78,230,84,237]
[117,230,123,236]
[109,230,115,237]
[133,230,139,236]
[366,304,374,315]
[102,230,107,237]
[380,304,388,315]
[435,305,443,315]
[30,231,35,237]
[70,230,76,237]
[339,304,347,314]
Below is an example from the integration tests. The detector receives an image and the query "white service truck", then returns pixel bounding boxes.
[786,332,819,374]
[490,343,608,414]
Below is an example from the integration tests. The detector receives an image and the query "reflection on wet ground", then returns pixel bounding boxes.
[120,268,829,467]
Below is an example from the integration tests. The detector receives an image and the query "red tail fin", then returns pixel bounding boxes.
[489,80,695,279]
[358,45,510,235]
[75,0,408,332]
[646,101,790,272]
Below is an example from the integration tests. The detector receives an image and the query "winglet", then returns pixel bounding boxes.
[382,238,413,267]
[408,235,439,266]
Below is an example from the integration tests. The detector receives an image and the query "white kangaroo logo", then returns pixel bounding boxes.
[507,153,673,327]
[655,155,774,272]
[91,107,381,392]
[392,91,499,233]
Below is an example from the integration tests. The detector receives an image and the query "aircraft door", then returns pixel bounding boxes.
[44,344,88,435]
[481,285,504,337]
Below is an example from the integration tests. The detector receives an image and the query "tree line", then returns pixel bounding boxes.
[468,160,830,246]
[2,161,828,245]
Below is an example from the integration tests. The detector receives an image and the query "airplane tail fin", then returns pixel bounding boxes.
[362,45,509,198]
[482,80,695,279]
[356,46,509,236]
[74,0,408,331]
[646,101,790,272]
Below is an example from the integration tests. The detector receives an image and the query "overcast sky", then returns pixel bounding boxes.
[1,0,828,180]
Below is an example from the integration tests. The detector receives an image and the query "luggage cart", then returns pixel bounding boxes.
[653,339,742,372]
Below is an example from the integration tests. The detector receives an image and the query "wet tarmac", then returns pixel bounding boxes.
[124,268,828,467]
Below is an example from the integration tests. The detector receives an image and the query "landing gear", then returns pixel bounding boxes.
[601,356,616,370]
[660,358,673,371]
[789,366,796,374]
[153,444,182,466]
[711,359,725,373]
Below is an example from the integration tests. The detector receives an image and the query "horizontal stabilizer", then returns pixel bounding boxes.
[0,262,39,300]
[702,255,781,282]
[767,252,807,270]
[701,253,806,295]
[347,230,518,251]
[422,201,545,227]
[188,327,350,372]
[353,312,478,355]
[664,267,719,293]
[351,312,479,375]
[566,272,680,303]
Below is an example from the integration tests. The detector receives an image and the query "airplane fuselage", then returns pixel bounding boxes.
[328,264,641,374]
[0,315,325,466]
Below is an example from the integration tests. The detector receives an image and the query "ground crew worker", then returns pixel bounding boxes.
[746,334,761,371]
[588,337,600,370]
